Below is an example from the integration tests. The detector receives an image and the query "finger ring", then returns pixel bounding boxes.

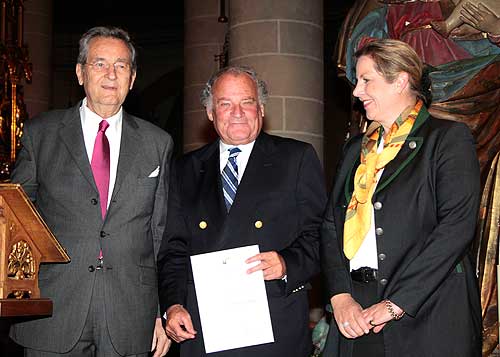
[369,320,376,327]
[342,321,350,327]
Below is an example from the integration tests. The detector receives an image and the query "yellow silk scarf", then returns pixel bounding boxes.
[343,100,423,259]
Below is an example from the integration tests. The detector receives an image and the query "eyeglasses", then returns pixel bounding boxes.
[85,60,131,74]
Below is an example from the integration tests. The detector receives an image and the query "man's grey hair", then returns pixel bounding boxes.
[77,26,137,72]
[200,66,269,110]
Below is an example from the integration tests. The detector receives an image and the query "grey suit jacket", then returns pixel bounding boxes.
[9,102,173,355]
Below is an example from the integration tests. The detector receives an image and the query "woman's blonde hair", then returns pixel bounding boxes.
[355,39,428,102]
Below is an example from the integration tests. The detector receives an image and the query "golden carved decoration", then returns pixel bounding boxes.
[7,239,35,280]
[0,0,31,181]
[8,289,30,299]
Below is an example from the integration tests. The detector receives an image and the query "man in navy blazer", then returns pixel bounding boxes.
[157,66,327,356]
[10,26,172,357]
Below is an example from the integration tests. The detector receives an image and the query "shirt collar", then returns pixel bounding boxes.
[80,97,122,132]
[219,139,255,155]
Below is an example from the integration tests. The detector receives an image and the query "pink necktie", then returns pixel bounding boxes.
[91,120,110,219]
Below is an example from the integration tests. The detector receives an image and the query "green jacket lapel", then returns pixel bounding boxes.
[342,105,430,202]
[375,105,429,193]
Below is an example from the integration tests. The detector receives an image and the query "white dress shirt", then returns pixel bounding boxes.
[219,140,255,182]
[350,136,385,271]
[80,98,122,209]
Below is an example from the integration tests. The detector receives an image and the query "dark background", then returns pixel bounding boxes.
[1,1,355,356]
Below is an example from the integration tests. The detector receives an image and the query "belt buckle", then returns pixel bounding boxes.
[361,267,374,282]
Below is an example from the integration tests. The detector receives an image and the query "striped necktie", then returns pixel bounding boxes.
[222,147,241,211]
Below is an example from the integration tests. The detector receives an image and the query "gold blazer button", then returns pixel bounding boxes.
[199,221,207,229]
[254,220,263,229]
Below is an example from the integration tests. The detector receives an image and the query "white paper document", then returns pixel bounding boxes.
[190,244,274,353]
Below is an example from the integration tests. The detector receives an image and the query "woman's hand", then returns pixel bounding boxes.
[362,300,405,333]
[330,293,371,338]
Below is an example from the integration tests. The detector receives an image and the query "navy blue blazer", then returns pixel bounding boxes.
[158,132,327,357]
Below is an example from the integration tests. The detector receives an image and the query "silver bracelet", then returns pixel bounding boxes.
[385,299,405,320]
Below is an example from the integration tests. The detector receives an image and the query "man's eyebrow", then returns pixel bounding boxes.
[89,56,106,62]
[88,56,130,62]
[215,96,256,102]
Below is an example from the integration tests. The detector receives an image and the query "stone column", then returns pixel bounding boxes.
[184,0,228,152]
[23,0,53,118]
[228,0,324,161]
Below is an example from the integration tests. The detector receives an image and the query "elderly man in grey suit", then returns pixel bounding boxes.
[9,26,172,357]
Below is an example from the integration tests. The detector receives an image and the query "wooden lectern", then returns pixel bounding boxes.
[0,184,70,317]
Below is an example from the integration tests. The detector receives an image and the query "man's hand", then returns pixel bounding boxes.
[151,317,171,357]
[330,293,370,339]
[165,304,197,343]
[245,251,286,280]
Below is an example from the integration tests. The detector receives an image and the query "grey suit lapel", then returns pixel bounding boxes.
[58,104,97,192]
[110,113,141,202]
